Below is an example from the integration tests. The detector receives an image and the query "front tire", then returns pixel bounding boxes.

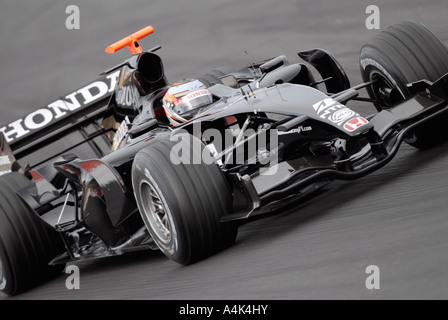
[132,135,237,265]
[360,20,448,149]
[0,172,64,296]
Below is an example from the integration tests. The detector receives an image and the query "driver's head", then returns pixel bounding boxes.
[162,79,213,125]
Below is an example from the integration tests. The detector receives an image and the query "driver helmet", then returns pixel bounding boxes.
[162,79,214,125]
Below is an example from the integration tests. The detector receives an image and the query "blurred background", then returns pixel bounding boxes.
[1,0,448,300]
[2,0,448,123]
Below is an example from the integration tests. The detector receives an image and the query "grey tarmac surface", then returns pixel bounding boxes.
[1,0,448,299]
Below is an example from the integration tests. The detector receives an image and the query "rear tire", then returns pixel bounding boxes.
[0,172,64,296]
[132,134,238,265]
[360,20,448,149]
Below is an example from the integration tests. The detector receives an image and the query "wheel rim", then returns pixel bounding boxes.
[139,181,172,244]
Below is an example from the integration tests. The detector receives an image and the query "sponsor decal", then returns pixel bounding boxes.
[313,98,369,132]
[277,125,312,136]
[344,117,368,132]
[185,89,209,101]
[174,98,184,108]
[116,81,140,108]
[313,98,357,125]
[168,79,206,99]
[329,108,356,124]
[112,117,131,151]
[0,70,120,144]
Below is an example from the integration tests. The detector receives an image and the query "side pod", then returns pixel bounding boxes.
[56,158,137,222]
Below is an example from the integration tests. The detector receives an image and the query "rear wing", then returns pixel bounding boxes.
[0,25,160,173]
[0,70,120,171]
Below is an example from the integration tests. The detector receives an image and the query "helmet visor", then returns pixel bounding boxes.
[174,89,213,116]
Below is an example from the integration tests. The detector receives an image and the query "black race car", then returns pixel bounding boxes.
[1,20,448,296]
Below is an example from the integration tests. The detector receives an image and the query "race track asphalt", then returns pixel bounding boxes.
[1,0,448,300]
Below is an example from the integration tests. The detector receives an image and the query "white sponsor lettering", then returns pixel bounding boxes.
[106,73,118,93]
[329,108,355,124]
[313,98,359,126]
[48,92,82,119]
[0,119,30,142]
[24,109,53,130]
[186,89,209,100]
[277,126,312,136]
[117,84,140,107]
[0,70,120,143]
[112,117,130,151]
[77,81,109,105]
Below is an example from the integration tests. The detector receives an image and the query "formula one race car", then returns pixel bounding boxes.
[1,20,448,296]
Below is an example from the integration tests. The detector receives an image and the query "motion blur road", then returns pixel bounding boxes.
[1,0,448,299]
